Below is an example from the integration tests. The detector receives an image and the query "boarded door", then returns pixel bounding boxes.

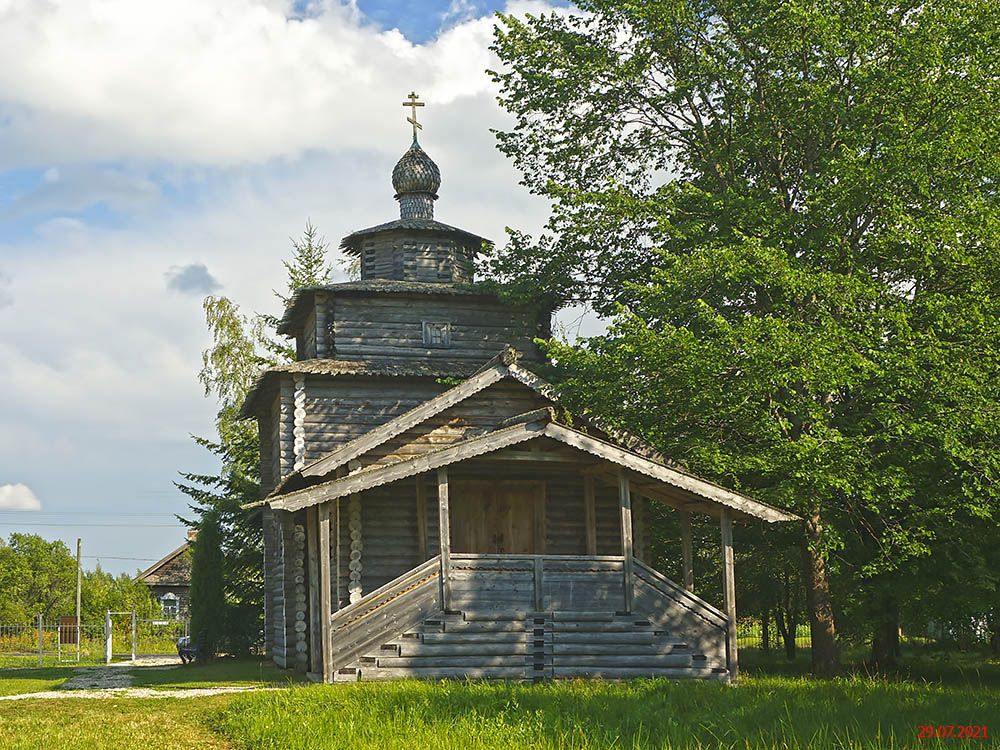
[451,480,545,554]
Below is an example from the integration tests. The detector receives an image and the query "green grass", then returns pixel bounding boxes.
[0,666,73,696]
[215,676,1000,750]
[0,696,233,750]
[129,657,304,690]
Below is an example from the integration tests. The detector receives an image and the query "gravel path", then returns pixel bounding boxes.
[0,685,271,701]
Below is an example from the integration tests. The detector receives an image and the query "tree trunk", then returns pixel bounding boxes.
[803,509,839,676]
[762,609,771,655]
[775,608,796,660]
[870,595,900,672]
[991,607,999,657]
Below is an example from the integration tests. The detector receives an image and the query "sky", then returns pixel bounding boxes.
[0,0,593,578]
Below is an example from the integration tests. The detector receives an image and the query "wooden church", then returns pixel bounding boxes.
[240,97,797,683]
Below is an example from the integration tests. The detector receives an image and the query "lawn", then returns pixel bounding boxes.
[0,665,73,696]
[215,676,1000,750]
[0,656,997,749]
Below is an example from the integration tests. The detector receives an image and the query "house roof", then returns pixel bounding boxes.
[137,540,192,587]
[268,346,668,495]
[255,414,797,523]
[238,357,479,419]
[244,346,797,523]
[276,279,509,335]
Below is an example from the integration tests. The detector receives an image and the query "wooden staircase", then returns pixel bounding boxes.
[334,609,727,682]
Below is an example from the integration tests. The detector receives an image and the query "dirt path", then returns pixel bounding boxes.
[0,685,271,701]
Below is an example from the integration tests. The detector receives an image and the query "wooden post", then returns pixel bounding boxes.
[720,507,738,681]
[130,610,136,662]
[306,507,321,676]
[75,538,81,663]
[618,471,634,613]
[416,477,428,561]
[680,510,695,593]
[334,498,341,610]
[583,475,597,556]
[318,503,333,683]
[437,468,452,611]
[533,556,544,612]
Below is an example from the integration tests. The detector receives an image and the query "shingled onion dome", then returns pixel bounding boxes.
[392,136,441,220]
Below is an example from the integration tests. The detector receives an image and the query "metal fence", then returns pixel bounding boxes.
[0,615,188,668]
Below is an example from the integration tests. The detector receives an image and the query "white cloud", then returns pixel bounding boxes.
[0,483,42,511]
[0,0,556,169]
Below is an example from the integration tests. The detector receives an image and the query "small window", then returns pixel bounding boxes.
[160,594,179,619]
[422,321,452,347]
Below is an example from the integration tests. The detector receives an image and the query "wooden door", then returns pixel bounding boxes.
[451,480,545,554]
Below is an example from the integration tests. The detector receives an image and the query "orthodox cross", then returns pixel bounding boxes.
[402,91,424,138]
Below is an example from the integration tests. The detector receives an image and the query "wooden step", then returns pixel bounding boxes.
[551,631,657,644]
[439,621,529,634]
[419,631,533,644]
[462,610,528,622]
[551,654,693,668]
[549,621,651,632]
[357,665,528,681]
[552,666,726,680]
[397,642,531,657]
[551,642,687,656]
[376,655,534,669]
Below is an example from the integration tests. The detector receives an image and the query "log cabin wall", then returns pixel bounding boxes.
[358,231,476,284]
[328,294,545,362]
[303,377,453,463]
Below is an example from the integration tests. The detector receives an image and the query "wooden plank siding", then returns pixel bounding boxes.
[329,296,544,362]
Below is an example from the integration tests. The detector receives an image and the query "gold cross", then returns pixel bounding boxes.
[402,91,424,139]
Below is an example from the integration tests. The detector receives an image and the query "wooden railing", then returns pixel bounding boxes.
[632,558,730,671]
[326,556,441,675]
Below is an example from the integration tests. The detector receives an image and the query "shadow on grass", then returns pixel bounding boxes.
[0,666,74,696]
[215,676,1000,750]
[128,657,304,689]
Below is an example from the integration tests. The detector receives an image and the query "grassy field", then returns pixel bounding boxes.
[0,665,73,696]
[0,654,997,749]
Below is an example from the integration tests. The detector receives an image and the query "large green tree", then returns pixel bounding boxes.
[489,0,1000,672]
[179,221,333,653]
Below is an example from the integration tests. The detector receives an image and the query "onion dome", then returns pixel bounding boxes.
[392,137,440,219]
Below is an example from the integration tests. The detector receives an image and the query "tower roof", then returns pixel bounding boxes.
[392,137,441,199]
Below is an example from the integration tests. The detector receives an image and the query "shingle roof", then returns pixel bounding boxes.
[238,358,479,419]
[339,218,490,255]
[277,280,503,334]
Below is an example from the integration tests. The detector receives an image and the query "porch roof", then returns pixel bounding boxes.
[252,413,798,524]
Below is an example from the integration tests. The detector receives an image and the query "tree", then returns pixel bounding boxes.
[81,566,158,624]
[188,512,226,660]
[489,0,1000,673]
[180,221,335,654]
[0,534,75,621]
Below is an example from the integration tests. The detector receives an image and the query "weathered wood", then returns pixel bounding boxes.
[437,468,452,611]
[306,507,321,676]
[680,510,695,593]
[583,476,597,556]
[619,472,634,613]
[415,477,428,560]
[270,420,547,512]
[721,507,738,681]
[318,503,333,682]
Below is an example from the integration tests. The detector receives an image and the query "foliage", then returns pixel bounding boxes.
[80,566,158,624]
[189,512,226,661]
[180,221,337,655]
[488,0,1000,671]
[0,534,76,621]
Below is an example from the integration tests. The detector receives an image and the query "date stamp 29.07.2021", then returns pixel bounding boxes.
[917,726,989,740]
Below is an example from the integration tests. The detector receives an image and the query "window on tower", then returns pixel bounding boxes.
[422,321,452,348]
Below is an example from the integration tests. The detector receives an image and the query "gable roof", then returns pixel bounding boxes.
[137,540,192,586]
[270,346,667,496]
[257,414,796,523]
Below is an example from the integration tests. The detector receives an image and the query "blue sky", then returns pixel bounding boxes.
[0,0,595,582]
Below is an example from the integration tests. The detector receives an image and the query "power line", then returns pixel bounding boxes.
[0,511,182,517]
[81,555,158,561]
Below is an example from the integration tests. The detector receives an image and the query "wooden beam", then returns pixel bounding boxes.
[437,467,452,611]
[680,510,694,593]
[305,507,321,676]
[270,420,546,512]
[533,481,547,555]
[618,471,634,613]
[317,502,333,683]
[721,507,738,681]
[542,424,798,523]
[415,476,428,561]
[583,475,597,556]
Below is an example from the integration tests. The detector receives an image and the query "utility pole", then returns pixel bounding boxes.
[75,538,82,662]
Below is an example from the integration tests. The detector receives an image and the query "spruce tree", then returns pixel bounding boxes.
[188,512,225,661]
